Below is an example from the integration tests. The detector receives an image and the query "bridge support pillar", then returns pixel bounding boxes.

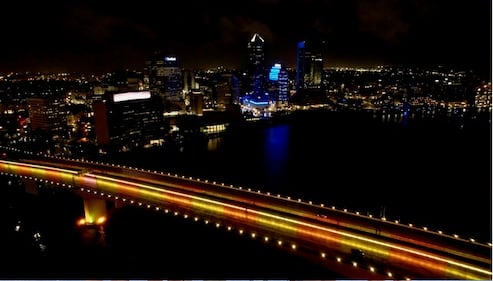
[83,198,108,224]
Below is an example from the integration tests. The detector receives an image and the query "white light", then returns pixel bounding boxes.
[113,91,151,102]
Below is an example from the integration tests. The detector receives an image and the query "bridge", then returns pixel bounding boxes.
[0,155,491,279]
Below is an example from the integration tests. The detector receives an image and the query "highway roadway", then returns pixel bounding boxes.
[1,156,491,279]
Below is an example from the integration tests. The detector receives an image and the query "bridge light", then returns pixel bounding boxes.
[216,223,220,228]
[277,240,282,246]
[423,226,427,230]
[321,252,326,258]
[227,226,232,231]
[321,203,324,207]
[387,272,393,277]
[470,238,475,242]
[251,233,256,238]
[96,216,106,224]
[352,261,357,267]
[343,208,347,212]
[77,218,86,226]
[369,266,375,272]
[184,214,188,219]
[336,257,342,262]
[264,236,269,242]
[239,229,243,234]
[453,234,459,238]
[291,244,296,250]
[194,217,199,221]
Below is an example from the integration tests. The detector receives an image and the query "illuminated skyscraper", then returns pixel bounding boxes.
[268,63,289,107]
[93,91,166,152]
[247,33,267,99]
[144,52,184,112]
[295,40,324,94]
[26,95,67,136]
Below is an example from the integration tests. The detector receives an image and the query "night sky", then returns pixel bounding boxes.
[0,0,491,76]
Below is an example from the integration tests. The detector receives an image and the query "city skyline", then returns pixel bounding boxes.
[0,0,491,78]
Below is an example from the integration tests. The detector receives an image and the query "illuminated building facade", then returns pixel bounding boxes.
[190,89,204,116]
[215,73,240,111]
[247,33,267,100]
[295,40,324,94]
[144,52,184,112]
[26,96,67,136]
[268,63,289,107]
[474,82,492,112]
[93,91,166,152]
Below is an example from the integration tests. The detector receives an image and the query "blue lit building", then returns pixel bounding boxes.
[267,63,289,107]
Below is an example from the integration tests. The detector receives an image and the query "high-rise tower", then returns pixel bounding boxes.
[144,52,184,112]
[247,33,266,99]
[295,40,324,95]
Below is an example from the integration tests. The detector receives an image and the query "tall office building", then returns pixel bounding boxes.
[215,73,241,111]
[26,95,67,136]
[247,33,267,99]
[268,63,289,107]
[144,52,184,112]
[93,91,166,152]
[295,40,324,94]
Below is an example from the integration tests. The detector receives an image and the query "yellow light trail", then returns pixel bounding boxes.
[86,172,491,278]
[0,160,489,279]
